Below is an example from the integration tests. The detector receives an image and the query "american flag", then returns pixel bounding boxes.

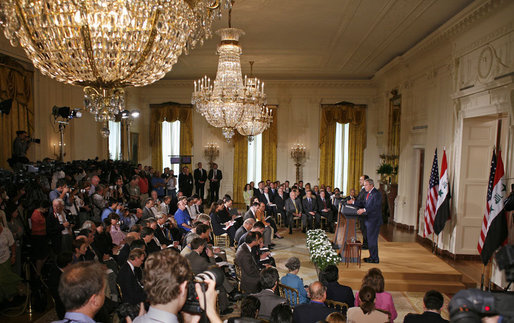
[424,149,439,237]
[477,150,497,253]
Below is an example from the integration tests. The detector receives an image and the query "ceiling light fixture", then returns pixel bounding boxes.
[0,0,230,124]
[192,1,270,142]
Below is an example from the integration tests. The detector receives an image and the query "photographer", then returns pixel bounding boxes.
[10,130,38,170]
[134,249,222,323]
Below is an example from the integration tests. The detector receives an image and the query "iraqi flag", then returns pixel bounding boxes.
[478,150,508,265]
[434,149,450,235]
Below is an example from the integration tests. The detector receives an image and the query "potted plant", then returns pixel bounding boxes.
[306,229,341,277]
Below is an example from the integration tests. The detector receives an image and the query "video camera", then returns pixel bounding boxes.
[182,268,225,314]
[449,245,514,323]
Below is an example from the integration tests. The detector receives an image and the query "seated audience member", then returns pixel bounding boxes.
[270,303,293,323]
[79,229,97,262]
[180,233,200,256]
[317,190,334,232]
[141,198,155,220]
[174,197,192,232]
[210,199,237,245]
[134,249,222,323]
[403,290,448,323]
[347,285,389,323]
[235,231,264,294]
[48,252,73,319]
[355,268,397,322]
[251,267,287,320]
[325,312,346,323]
[238,220,272,249]
[154,214,173,246]
[71,237,87,264]
[185,237,216,275]
[52,262,107,323]
[239,222,275,267]
[284,190,302,234]
[116,232,140,266]
[256,202,282,239]
[301,190,320,230]
[235,218,255,246]
[322,264,354,307]
[117,248,146,305]
[228,295,261,323]
[280,256,309,304]
[109,213,126,246]
[92,218,115,260]
[292,281,335,323]
[141,227,160,254]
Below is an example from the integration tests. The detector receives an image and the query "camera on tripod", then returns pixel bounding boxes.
[181,268,224,314]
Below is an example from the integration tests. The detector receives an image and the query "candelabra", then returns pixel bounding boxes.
[290,144,307,183]
[204,143,220,167]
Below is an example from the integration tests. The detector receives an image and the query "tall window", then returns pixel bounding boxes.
[108,120,121,160]
[334,122,350,194]
[247,134,262,183]
[162,120,181,177]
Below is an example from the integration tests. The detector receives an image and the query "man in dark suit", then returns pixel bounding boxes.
[117,248,146,305]
[179,166,194,197]
[302,190,320,231]
[141,198,155,220]
[356,175,369,249]
[317,190,335,233]
[235,232,263,294]
[193,162,208,201]
[293,281,335,323]
[272,187,287,220]
[352,178,382,263]
[208,163,222,202]
[284,190,302,234]
[235,218,255,245]
[404,290,448,323]
[251,268,286,320]
[322,265,354,307]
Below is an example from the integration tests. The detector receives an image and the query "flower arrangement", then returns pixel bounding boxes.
[306,229,341,271]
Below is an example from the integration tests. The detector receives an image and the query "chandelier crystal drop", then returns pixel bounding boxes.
[192,27,269,141]
[0,0,230,122]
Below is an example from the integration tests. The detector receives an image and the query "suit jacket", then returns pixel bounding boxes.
[244,209,256,221]
[117,262,146,305]
[235,243,261,293]
[302,197,318,215]
[273,194,286,214]
[178,173,193,195]
[403,311,449,323]
[251,289,286,320]
[317,196,333,213]
[285,197,302,216]
[146,239,161,254]
[355,188,382,224]
[208,169,222,186]
[234,226,247,245]
[293,301,336,323]
[193,168,207,186]
[210,211,226,236]
[326,281,354,307]
[185,250,216,275]
[154,225,172,246]
[142,207,155,220]
[117,243,130,267]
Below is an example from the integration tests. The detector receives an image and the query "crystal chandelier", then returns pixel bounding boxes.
[192,5,269,141]
[0,0,230,122]
[236,103,273,142]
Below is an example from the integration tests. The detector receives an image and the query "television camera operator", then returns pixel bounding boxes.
[9,130,40,170]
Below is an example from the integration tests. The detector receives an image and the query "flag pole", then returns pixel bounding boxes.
[480,265,485,290]
[432,232,435,254]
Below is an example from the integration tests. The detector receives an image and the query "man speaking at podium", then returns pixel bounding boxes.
[349,178,382,264]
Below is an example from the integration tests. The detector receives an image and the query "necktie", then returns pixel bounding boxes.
[294,200,298,213]
[366,192,370,200]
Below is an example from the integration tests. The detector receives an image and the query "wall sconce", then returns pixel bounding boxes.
[204,142,220,167]
[290,143,307,183]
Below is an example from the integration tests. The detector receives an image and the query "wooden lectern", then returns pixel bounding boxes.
[333,205,361,263]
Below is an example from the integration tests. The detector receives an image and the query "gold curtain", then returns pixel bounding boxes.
[149,102,193,172]
[261,105,278,181]
[319,103,366,193]
[232,133,248,204]
[0,55,34,170]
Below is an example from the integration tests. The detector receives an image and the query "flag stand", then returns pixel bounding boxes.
[431,232,436,254]
[480,265,486,290]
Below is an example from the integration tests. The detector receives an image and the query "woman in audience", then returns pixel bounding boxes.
[280,256,309,304]
[30,199,51,276]
[71,237,87,264]
[347,285,389,323]
[109,213,126,246]
[243,184,253,210]
[269,303,293,323]
[355,268,397,322]
[255,202,282,239]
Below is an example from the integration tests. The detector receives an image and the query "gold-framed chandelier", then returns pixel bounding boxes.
[0,0,230,122]
[191,3,271,142]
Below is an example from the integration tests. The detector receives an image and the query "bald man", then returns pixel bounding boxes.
[292,281,336,323]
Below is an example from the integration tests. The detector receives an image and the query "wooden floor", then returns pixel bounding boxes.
[338,241,470,293]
